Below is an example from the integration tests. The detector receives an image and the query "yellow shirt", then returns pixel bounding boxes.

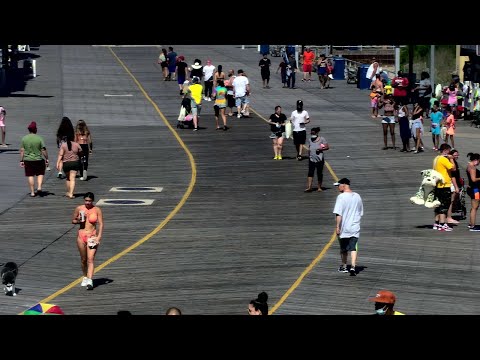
[188,84,203,105]
[434,155,453,188]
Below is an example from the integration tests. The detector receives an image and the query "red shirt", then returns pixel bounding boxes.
[392,76,409,97]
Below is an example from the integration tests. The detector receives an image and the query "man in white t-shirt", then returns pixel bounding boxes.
[290,100,310,160]
[366,57,380,85]
[202,59,216,101]
[232,69,250,118]
[333,177,364,276]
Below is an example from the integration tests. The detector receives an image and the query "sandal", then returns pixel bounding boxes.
[304,188,312,193]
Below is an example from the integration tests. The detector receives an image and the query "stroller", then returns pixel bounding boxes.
[451,177,467,220]
[177,97,194,129]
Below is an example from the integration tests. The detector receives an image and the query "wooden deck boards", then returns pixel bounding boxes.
[1,45,480,315]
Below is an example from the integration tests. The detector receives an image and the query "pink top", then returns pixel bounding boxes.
[446,88,457,105]
[60,141,82,162]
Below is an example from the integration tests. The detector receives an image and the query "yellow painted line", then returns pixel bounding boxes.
[34,46,197,307]
[249,107,339,315]
[269,230,338,314]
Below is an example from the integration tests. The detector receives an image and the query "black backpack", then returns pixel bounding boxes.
[181,97,191,113]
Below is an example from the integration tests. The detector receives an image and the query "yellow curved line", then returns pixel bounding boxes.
[34,46,197,307]
[269,230,338,314]
[249,107,339,315]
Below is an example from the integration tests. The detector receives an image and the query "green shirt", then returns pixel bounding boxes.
[21,134,46,161]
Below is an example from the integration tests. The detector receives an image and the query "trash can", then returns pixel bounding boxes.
[357,64,371,90]
[332,57,345,80]
[260,45,270,55]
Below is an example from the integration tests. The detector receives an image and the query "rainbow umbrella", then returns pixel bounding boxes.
[22,303,64,315]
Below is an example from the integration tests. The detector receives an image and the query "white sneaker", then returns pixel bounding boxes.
[237,114,241,118]
[81,277,88,287]
[86,278,93,290]
[204,96,208,101]
[82,170,87,180]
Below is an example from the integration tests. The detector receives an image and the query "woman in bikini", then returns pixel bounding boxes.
[74,119,93,181]
[213,64,226,88]
[72,192,104,290]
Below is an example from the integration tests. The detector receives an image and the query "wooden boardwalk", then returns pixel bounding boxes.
[1,45,480,315]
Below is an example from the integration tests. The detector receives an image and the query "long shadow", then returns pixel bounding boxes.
[9,94,53,98]
[92,278,114,290]
[0,148,19,153]
[416,224,460,230]
[37,190,55,198]
[351,265,367,276]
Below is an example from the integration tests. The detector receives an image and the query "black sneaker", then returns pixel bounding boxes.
[86,278,94,290]
[470,225,480,232]
[349,267,356,276]
[338,266,348,273]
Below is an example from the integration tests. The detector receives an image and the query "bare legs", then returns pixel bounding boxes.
[340,250,357,268]
[272,137,284,158]
[27,175,44,196]
[445,134,455,148]
[77,237,97,279]
[382,123,396,149]
[66,170,76,198]
[1,126,5,146]
[470,199,479,227]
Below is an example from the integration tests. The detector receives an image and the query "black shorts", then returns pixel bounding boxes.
[338,236,358,253]
[62,160,81,174]
[24,159,45,177]
[293,130,306,145]
[214,105,226,117]
[434,187,452,215]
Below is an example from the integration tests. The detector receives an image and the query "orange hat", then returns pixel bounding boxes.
[368,290,396,304]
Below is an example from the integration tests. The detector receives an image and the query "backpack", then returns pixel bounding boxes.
[384,84,393,96]
[181,98,191,114]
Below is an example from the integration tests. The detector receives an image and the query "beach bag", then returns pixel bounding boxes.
[441,125,447,141]
[285,120,293,139]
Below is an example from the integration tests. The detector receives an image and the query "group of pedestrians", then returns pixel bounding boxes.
[18,116,101,291]
[162,47,254,132]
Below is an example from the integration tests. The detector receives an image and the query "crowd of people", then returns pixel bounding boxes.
[10,45,479,314]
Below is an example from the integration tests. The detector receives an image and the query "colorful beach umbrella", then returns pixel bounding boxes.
[22,303,64,315]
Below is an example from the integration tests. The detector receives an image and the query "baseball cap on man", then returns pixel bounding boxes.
[333,178,350,186]
[368,290,396,304]
[27,121,37,130]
